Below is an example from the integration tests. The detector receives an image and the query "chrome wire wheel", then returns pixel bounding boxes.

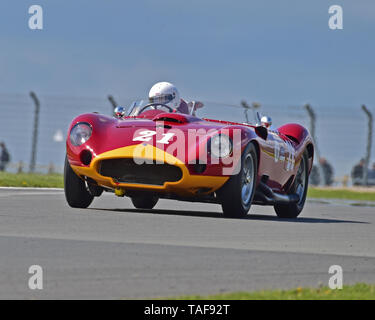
[218,142,258,218]
[241,153,255,207]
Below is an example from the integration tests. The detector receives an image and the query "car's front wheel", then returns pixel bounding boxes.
[218,142,258,218]
[64,156,94,208]
[131,195,159,209]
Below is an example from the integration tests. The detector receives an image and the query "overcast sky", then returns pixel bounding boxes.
[0,0,374,107]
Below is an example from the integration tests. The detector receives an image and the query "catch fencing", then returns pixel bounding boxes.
[0,92,373,187]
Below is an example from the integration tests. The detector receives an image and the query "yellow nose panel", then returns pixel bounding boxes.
[70,144,229,197]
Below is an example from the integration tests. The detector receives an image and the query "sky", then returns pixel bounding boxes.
[0,0,374,106]
[0,1,374,177]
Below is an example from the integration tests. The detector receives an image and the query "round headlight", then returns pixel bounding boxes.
[210,134,232,158]
[70,122,92,146]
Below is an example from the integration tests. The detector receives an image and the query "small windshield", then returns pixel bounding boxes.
[126,98,257,124]
[127,99,172,116]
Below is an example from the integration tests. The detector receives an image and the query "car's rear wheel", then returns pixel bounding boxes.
[274,150,309,218]
[64,156,94,208]
[218,142,258,218]
[131,195,159,209]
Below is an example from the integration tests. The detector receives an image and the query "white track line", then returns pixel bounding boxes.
[0,187,63,191]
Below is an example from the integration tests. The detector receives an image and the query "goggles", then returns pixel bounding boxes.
[149,93,174,104]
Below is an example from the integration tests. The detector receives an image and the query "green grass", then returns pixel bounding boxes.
[0,172,63,188]
[168,283,375,300]
[308,187,375,201]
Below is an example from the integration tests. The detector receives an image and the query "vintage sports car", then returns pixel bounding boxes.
[64,100,314,218]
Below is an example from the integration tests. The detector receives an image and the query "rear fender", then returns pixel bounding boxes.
[277,123,314,173]
[277,123,308,144]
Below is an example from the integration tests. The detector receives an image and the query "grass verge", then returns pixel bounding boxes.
[168,283,375,300]
[0,172,63,188]
[308,187,375,201]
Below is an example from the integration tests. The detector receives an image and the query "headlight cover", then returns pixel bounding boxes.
[210,134,232,158]
[70,122,92,146]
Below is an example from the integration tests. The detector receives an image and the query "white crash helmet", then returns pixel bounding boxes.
[148,82,180,109]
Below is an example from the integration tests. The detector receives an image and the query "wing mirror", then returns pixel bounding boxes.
[260,115,272,128]
[254,112,271,140]
[188,101,204,116]
[114,106,126,119]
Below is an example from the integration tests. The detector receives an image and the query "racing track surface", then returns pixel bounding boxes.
[0,188,374,299]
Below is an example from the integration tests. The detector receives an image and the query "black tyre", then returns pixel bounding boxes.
[274,150,309,218]
[217,142,258,218]
[64,156,94,208]
[131,195,159,209]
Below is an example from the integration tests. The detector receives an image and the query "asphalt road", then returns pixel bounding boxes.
[0,188,374,299]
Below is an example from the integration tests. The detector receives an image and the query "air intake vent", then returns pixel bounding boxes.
[99,158,183,185]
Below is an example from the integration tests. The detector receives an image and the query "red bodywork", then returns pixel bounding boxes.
[66,110,314,197]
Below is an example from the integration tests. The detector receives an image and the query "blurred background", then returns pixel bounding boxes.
[0,0,374,186]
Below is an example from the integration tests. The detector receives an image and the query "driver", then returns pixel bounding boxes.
[148,82,203,115]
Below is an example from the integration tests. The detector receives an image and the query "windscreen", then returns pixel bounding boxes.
[126,98,257,124]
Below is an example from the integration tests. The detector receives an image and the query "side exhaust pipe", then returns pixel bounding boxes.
[255,181,299,205]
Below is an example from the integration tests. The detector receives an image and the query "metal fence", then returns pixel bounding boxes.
[0,92,374,187]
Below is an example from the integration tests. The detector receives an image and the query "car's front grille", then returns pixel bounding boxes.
[98,158,183,186]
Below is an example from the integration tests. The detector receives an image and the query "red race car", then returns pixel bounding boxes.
[64,100,314,218]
